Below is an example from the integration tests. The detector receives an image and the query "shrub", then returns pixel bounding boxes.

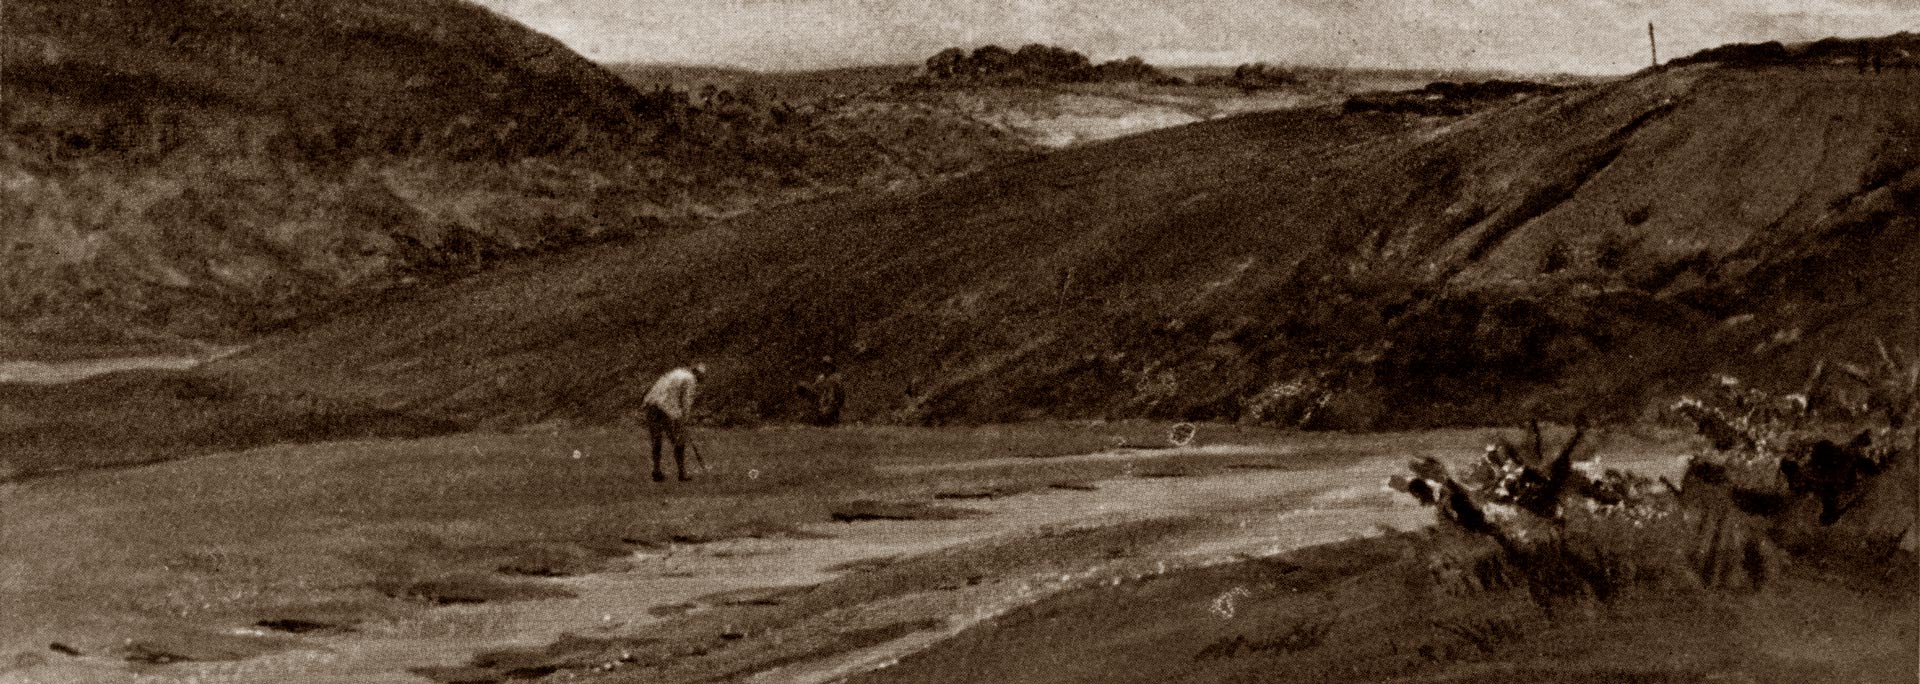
[1592,231,1638,272]
[1388,379,1915,608]
[1240,376,1331,427]
[1538,239,1573,274]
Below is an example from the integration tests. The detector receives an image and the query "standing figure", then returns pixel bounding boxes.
[643,363,706,481]
[795,356,847,427]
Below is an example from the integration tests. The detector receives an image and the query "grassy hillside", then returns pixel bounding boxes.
[210,53,1918,431]
[608,63,919,102]
[0,0,1028,358]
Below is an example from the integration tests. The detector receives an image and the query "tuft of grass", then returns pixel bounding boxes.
[373,574,576,606]
[492,543,609,578]
[253,618,351,635]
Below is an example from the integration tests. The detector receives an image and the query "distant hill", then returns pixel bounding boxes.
[0,0,1026,358]
[1665,32,1920,69]
[604,58,1527,153]
[4,0,654,158]
[215,50,1919,430]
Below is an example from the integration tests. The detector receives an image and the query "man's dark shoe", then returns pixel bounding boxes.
[651,471,666,482]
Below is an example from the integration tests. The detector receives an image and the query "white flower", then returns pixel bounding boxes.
[1483,503,1522,523]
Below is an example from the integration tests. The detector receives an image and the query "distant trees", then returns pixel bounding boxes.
[1015,44,1092,78]
[1095,56,1168,83]
[919,46,1321,91]
[1184,62,1304,92]
[1227,63,1300,91]
[920,44,1182,85]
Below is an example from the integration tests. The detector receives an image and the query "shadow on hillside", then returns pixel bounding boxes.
[0,371,464,481]
[1342,80,1568,116]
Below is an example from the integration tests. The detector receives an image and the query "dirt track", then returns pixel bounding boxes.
[5,446,1399,683]
[22,443,1678,684]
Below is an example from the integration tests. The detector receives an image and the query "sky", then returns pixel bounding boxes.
[471,0,1918,74]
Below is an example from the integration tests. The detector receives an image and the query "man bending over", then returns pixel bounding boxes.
[643,363,706,482]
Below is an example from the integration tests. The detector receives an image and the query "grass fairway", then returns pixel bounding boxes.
[1,421,1406,668]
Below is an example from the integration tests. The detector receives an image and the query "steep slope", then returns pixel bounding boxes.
[215,60,1920,429]
[4,0,649,155]
[0,0,652,355]
[0,0,1028,358]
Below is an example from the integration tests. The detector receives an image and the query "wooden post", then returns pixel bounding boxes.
[1649,23,1659,67]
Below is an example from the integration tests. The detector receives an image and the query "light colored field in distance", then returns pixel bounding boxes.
[602,62,1606,149]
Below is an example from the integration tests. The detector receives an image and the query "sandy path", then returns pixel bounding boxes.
[34,445,1679,684]
[79,450,1410,684]
[878,444,1297,474]
[767,461,1437,684]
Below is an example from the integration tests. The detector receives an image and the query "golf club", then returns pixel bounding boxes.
[689,428,712,473]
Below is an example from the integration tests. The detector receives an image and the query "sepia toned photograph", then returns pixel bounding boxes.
[1,1,1916,682]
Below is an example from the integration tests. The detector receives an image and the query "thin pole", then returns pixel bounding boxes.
[1649,23,1659,67]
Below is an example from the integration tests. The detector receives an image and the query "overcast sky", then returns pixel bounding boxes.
[472,0,1916,74]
